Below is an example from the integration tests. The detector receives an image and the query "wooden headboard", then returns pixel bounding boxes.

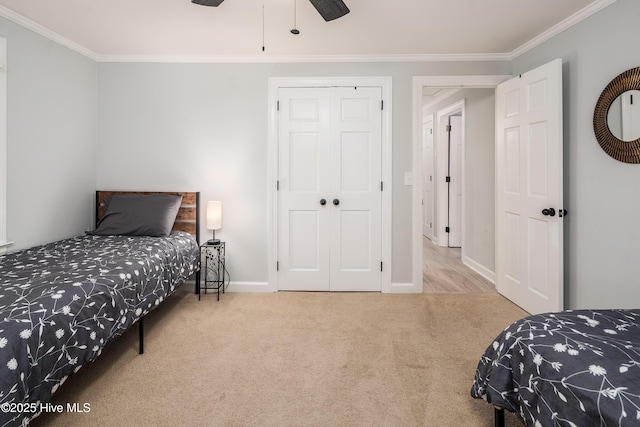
[95,191,200,243]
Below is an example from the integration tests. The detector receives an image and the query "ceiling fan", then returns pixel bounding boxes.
[191,0,350,22]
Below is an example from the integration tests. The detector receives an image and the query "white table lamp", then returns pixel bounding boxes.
[206,201,222,245]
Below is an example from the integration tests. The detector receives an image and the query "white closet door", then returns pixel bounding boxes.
[329,87,382,292]
[278,87,382,292]
[277,88,331,291]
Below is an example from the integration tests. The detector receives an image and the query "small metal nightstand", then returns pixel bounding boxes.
[199,241,226,301]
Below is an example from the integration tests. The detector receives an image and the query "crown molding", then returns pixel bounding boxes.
[0,0,619,64]
[0,6,97,60]
[509,0,618,60]
[95,52,512,63]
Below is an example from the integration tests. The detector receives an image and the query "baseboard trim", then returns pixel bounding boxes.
[226,281,275,293]
[217,281,419,294]
[462,256,495,284]
[388,282,418,294]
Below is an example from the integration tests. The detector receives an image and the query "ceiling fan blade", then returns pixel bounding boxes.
[308,0,350,22]
[191,0,224,6]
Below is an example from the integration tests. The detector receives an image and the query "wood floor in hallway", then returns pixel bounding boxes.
[423,236,496,293]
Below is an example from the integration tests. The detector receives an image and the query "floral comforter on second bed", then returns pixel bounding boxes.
[0,232,199,426]
[471,309,640,427]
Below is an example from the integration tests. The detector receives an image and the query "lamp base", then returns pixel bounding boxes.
[207,239,220,245]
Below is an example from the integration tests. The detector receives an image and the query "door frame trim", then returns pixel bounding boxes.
[268,77,393,293]
[411,75,510,292]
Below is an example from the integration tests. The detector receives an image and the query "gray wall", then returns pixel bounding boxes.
[97,61,509,284]
[463,90,496,271]
[512,0,640,309]
[0,17,97,251]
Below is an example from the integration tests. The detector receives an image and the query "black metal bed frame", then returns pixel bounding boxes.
[95,191,201,355]
[495,407,505,427]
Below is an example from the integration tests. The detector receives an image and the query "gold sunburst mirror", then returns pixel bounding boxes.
[593,67,640,163]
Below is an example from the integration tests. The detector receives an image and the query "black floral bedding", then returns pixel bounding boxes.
[471,309,640,427]
[0,232,200,426]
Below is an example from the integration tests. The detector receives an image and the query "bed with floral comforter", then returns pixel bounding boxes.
[471,309,640,426]
[0,232,199,426]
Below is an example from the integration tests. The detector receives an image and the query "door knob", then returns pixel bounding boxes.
[541,208,556,217]
[320,199,326,206]
[333,199,340,206]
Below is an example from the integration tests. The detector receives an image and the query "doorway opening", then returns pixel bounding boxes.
[412,75,510,293]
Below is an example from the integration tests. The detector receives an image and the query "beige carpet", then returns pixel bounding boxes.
[31,287,526,426]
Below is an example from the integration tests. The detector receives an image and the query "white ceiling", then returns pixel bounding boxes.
[0,0,613,60]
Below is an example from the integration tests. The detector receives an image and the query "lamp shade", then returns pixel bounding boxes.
[206,201,222,230]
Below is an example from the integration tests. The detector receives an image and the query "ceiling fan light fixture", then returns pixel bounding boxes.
[191,0,225,6]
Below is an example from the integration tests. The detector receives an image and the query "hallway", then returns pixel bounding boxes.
[423,237,496,293]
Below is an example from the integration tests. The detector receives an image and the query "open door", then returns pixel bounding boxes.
[435,100,464,249]
[447,115,462,248]
[422,117,434,240]
[495,58,564,314]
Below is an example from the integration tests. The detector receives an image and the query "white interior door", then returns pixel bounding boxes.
[422,117,434,239]
[495,58,564,315]
[277,88,331,291]
[435,100,464,248]
[329,87,382,291]
[278,86,382,292]
[448,115,462,248]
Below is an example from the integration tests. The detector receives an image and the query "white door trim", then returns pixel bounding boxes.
[268,77,393,293]
[411,75,510,292]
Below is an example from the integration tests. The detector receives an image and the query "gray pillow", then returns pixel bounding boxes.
[89,194,183,237]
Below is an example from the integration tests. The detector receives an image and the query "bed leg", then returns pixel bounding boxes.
[138,317,144,355]
[494,407,504,427]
